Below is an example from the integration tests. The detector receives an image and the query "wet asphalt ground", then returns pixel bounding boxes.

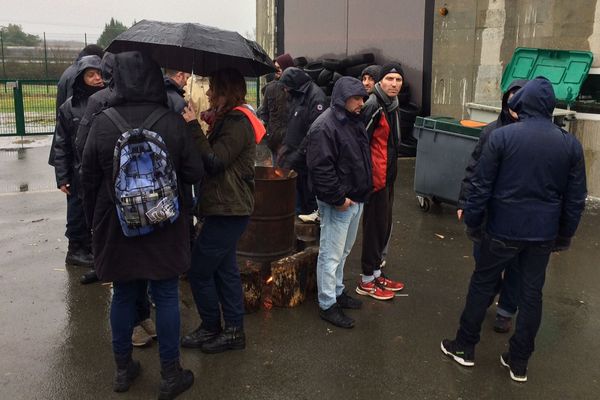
[0,143,599,399]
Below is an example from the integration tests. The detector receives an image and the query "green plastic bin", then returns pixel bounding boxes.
[412,116,484,211]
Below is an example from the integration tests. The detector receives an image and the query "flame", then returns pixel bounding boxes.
[274,168,285,178]
[266,276,273,284]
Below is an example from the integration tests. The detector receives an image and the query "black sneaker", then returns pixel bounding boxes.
[494,314,512,333]
[319,303,354,328]
[440,339,475,367]
[500,352,527,382]
[65,249,94,268]
[336,291,363,309]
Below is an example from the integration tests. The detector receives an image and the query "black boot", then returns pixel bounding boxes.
[200,326,245,354]
[181,325,221,348]
[158,359,194,400]
[66,242,94,268]
[113,354,140,393]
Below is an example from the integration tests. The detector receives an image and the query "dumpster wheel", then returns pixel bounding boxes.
[417,196,431,212]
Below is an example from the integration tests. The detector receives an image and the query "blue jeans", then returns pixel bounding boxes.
[189,215,249,329]
[457,235,552,365]
[111,278,180,362]
[316,200,364,309]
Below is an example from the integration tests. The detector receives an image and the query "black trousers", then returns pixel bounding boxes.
[456,234,553,366]
[361,185,394,276]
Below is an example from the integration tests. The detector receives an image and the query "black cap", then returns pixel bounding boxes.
[378,62,404,82]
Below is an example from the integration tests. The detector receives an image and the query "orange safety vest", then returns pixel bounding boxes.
[233,106,266,144]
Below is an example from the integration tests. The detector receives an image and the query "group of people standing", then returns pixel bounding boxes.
[49,44,587,398]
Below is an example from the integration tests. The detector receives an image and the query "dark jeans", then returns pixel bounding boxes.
[296,172,317,215]
[456,235,552,365]
[361,185,394,276]
[111,278,180,362]
[473,242,520,316]
[65,175,91,246]
[188,215,249,330]
[134,281,151,325]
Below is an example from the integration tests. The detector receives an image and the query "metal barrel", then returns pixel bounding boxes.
[237,166,298,262]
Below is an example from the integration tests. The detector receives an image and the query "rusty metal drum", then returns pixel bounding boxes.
[237,166,297,261]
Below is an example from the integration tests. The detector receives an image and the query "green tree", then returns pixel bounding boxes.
[96,18,128,48]
[0,24,40,46]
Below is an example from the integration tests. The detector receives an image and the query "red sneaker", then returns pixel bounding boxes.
[355,280,395,300]
[376,273,404,292]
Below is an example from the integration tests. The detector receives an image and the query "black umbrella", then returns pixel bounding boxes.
[106,20,275,77]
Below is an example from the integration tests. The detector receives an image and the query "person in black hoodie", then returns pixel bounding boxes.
[278,67,327,215]
[441,77,587,383]
[307,76,372,329]
[81,51,203,398]
[51,55,104,269]
[457,79,527,334]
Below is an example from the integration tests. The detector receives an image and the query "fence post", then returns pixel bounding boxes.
[0,31,6,81]
[43,33,49,80]
[14,81,26,136]
[85,33,87,46]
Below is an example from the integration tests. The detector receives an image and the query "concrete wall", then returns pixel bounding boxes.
[431,0,600,118]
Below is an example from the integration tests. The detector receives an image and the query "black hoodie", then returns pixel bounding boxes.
[306,76,372,206]
[278,67,327,159]
[80,51,204,282]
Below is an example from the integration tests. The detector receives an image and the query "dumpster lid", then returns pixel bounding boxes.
[501,48,593,105]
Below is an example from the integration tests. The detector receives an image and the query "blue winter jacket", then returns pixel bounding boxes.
[306,77,372,206]
[464,77,587,241]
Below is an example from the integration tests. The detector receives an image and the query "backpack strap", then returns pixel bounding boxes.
[103,107,131,132]
[142,107,171,131]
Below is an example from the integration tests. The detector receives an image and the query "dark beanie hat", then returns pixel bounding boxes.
[378,62,404,82]
[361,65,382,80]
[275,53,294,71]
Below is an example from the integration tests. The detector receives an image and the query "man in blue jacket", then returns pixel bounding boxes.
[441,77,587,382]
[307,77,372,328]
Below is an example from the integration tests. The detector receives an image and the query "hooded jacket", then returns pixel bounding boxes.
[164,76,187,113]
[464,77,587,241]
[306,77,372,206]
[457,79,528,208]
[75,53,119,167]
[278,67,327,169]
[51,55,103,187]
[81,51,204,282]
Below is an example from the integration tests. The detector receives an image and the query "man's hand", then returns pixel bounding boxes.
[182,103,197,123]
[336,198,355,212]
[59,184,71,195]
[552,236,571,252]
[457,209,463,221]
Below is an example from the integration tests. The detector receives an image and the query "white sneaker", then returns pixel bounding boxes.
[298,210,319,223]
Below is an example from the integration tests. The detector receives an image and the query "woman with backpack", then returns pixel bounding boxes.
[81,51,204,399]
[181,68,257,354]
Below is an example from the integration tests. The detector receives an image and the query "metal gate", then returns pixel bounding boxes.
[0,79,57,137]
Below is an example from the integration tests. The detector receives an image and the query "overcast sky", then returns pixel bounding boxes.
[1,0,256,42]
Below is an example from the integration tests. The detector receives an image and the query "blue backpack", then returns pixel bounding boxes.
[104,107,179,237]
